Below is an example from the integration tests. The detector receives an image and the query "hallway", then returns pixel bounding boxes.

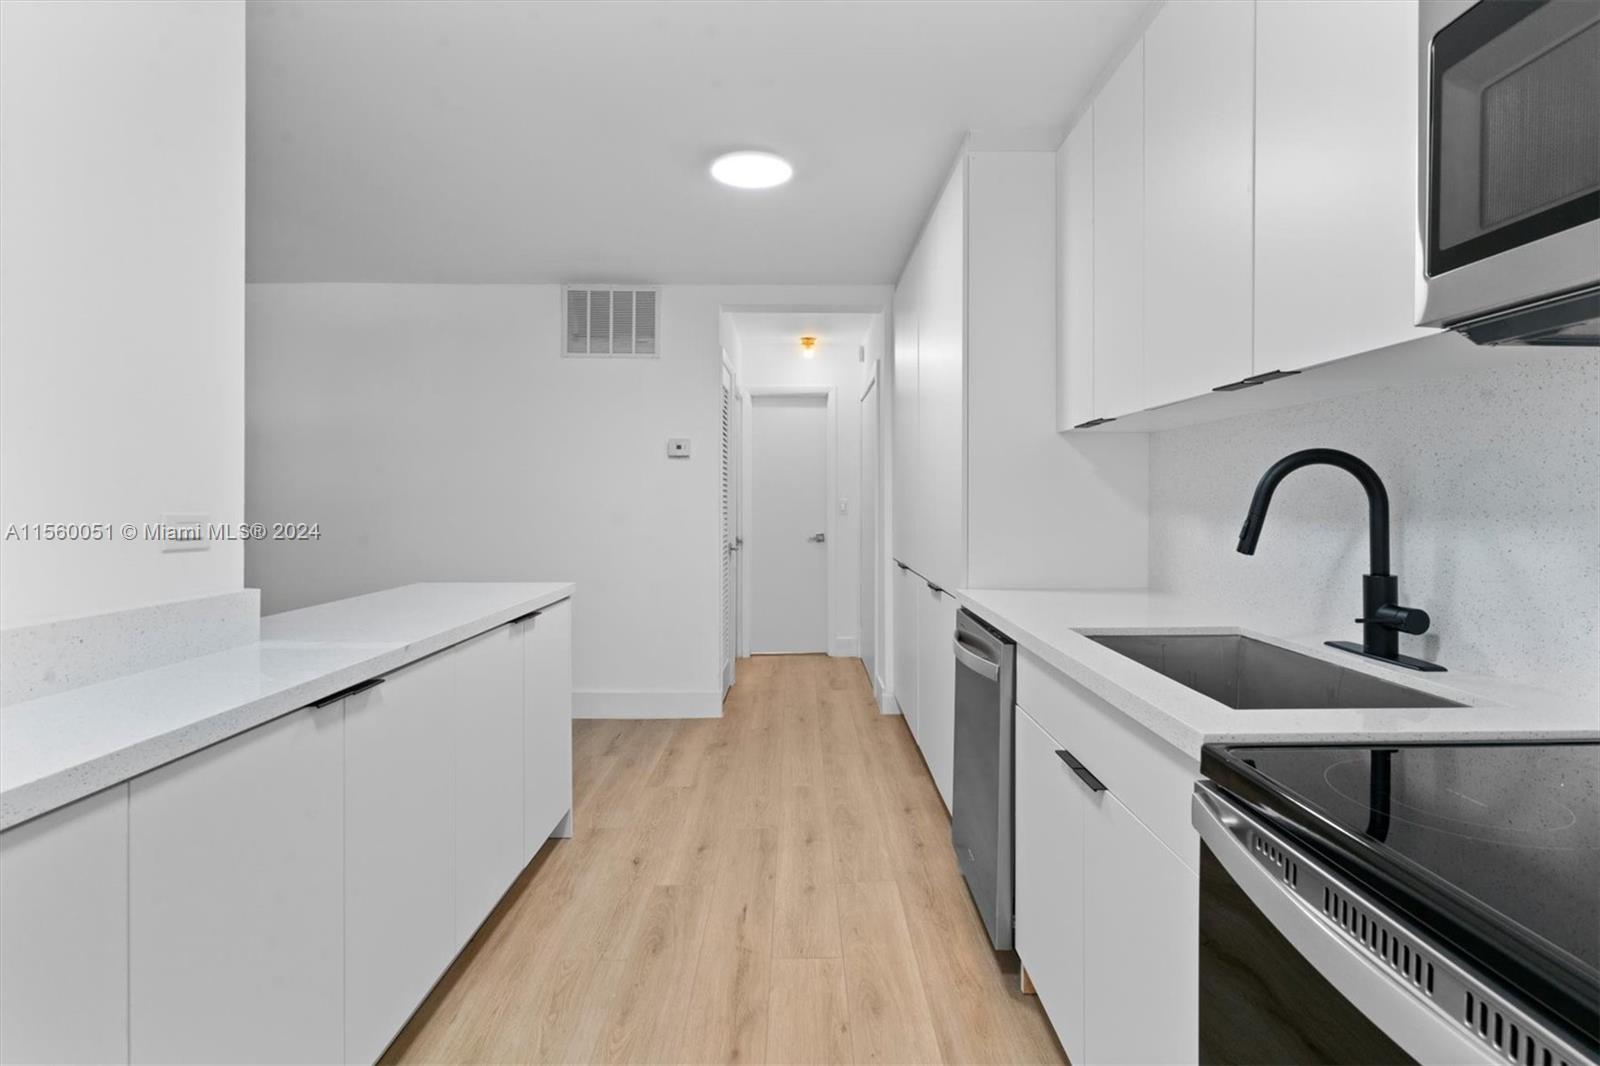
[385,654,1065,1064]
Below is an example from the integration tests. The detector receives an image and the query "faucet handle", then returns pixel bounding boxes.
[1356,604,1431,635]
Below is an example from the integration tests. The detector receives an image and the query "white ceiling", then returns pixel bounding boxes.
[246,0,1151,285]
[728,311,878,352]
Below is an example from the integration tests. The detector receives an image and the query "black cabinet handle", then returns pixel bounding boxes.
[313,676,385,708]
[1056,748,1107,793]
[508,607,544,625]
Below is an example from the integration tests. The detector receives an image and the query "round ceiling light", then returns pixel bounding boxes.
[710,151,793,190]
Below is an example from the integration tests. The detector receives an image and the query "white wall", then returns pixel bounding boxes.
[1149,352,1600,699]
[733,318,885,657]
[0,0,246,627]
[246,283,887,717]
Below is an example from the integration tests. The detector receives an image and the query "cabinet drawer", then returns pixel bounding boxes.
[1016,648,1199,870]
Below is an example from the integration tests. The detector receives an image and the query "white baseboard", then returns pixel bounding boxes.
[574,690,723,719]
[829,636,860,657]
[879,686,901,716]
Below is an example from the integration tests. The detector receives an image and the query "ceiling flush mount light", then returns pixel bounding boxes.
[710,151,793,190]
[799,336,818,358]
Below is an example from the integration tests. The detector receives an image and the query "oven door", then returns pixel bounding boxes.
[1416,0,1600,330]
[1193,784,1507,1066]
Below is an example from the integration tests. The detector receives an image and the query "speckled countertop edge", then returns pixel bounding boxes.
[956,588,1600,760]
[0,582,573,831]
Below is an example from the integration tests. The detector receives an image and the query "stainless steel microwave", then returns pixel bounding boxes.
[1416,0,1600,345]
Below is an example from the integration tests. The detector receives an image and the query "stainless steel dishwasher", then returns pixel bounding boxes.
[950,608,1017,951]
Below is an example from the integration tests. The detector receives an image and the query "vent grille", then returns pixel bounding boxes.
[564,285,659,357]
[1463,990,1573,1066]
[1321,884,1434,994]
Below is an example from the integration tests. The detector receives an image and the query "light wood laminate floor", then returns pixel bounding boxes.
[385,655,1066,1064]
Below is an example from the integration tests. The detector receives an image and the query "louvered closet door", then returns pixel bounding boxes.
[720,366,735,696]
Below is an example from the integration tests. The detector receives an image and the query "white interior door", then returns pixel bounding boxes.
[720,364,737,693]
[749,393,829,654]
[859,376,879,686]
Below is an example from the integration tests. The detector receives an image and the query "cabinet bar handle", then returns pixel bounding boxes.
[508,607,544,625]
[313,676,385,708]
[1056,748,1107,793]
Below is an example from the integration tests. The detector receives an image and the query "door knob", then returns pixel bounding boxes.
[808,532,826,543]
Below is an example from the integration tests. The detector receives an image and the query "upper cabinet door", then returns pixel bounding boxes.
[1092,42,1146,419]
[916,160,968,591]
[891,258,920,568]
[1059,112,1096,431]
[1144,1,1255,405]
[1255,0,1435,373]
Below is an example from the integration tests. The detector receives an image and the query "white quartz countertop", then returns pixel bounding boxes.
[0,582,572,830]
[956,588,1599,759]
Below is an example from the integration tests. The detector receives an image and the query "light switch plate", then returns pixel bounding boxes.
[667,438,691,458]
[159,513,209,553]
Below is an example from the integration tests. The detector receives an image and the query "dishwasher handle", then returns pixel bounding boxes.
[952,636,1000,681]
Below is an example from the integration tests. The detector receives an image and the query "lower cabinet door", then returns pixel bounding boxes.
[1014,707,1087,1064]
[0,786,129,1066]
[129,704,343,1064]
[893,566,920,736]
[1083,790,1199,1065]
[522,598,573,859]
[345,659,456,1065]
[916,582,957,809]
[450,624,526,942]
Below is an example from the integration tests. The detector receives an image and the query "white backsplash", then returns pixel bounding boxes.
[1148,352,1599,699]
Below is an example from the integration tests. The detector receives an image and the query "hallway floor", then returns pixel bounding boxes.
[385,654,1064,1064]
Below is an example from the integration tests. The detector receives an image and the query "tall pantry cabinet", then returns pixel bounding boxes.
[888,145,1148,809]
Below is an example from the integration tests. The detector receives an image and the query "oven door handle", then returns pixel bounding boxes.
[1194,784,1508,1066]
[952,636,1000,682]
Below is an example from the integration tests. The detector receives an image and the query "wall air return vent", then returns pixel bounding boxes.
[564,284,659,357]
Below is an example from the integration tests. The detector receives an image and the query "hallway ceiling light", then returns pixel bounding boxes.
[710,151,793,189]
[799,335,818,357]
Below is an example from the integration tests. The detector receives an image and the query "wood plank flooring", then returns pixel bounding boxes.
[385,655,1066,1065]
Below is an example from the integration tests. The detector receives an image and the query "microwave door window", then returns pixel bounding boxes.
[1430,0,1600,275]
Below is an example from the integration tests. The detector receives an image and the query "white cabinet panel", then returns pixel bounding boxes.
[345,659,456,1065]
[915,581,957,811]
[1058,112,1095,431]
[1013,708,1086,1064]
[892,564,920,735]
[915,161,968,591]
[0,786,128,1065]
[449,625,526,944]
[522,597,573,859]
[1255,0,1434,372]
[1083,790,1199,1065]
[1144,0,1255,405]
[129,705,343,1064]
[1092,41,1146,419]
[891,263,920,568]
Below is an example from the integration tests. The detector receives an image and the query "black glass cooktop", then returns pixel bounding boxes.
[1202,741,1600,1048]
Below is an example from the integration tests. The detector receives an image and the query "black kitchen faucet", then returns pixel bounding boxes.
[1236,448,1445,672]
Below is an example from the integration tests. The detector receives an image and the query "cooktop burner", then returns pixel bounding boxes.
[1212,742,1600,974]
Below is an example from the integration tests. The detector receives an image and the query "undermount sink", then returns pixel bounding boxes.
[1085,633,1465,710]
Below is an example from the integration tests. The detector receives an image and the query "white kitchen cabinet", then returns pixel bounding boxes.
[914,163,968,593]
[1254,0,1434,372]
[891,257,920,568]
[1013,708,1087,1064]
[0,787,128,1066]
[129,704,344,1064]
[345,657,457,1065]
[522,597,573,859]
[1058,111,1095,431]
[892,563,920,735]
[1083,790,1199,1065]
[915,580,957,811]
[1143,0,1255,405]
[450,624,526,942]
[1092,41,1146,419]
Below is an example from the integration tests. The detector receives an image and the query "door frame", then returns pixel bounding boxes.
[741,385,838,657]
